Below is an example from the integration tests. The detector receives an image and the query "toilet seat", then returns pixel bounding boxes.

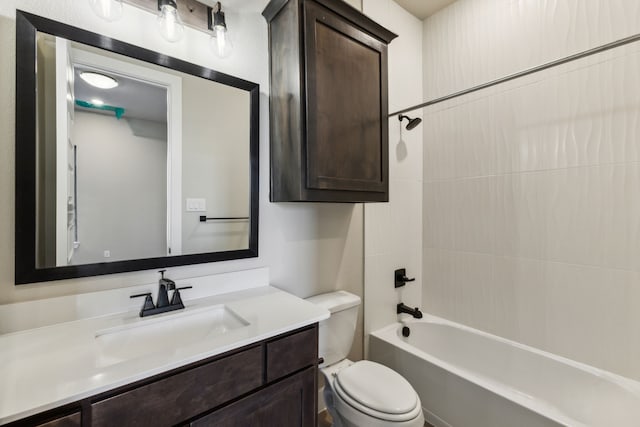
[331,361,422,423]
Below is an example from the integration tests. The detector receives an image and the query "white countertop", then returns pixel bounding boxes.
[0,285,329,425]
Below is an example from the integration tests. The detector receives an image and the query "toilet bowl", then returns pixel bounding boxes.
[306,291,424,427]
[322,359,424,427]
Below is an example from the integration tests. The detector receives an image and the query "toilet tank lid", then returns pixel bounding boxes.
[306,291,361,313]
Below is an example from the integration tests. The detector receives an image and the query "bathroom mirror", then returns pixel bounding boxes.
[15,11,259,284]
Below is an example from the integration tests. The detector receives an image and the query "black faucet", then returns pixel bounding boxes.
[130,270,192,317]
[397,302,423,319]
[157,269,176,308]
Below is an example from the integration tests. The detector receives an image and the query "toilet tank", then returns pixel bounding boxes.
[306,291,361,366]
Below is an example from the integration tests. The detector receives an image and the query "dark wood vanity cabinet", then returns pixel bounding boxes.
[190,368,316,427]
[263,0,397,202]
[30,414,81,427]
[8,325,318,427]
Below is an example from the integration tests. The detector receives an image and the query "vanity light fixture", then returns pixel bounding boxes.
[89,0,124,22]
[79,71,119,89]
[88,0,233,58]
[208,2,233,58]
[157,0,185,43]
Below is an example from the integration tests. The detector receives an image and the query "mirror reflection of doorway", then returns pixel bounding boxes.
[70,47,183,265]
[38,33,183,267]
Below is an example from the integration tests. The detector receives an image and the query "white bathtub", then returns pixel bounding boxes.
[369,315,640,427]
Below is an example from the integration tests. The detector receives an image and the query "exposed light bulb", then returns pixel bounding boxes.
[157,0,184,43]
[89,0,123,22]
[209,2,233,58]
[210,26,233,58]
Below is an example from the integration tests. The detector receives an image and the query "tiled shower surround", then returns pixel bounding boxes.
[422,0,640,381]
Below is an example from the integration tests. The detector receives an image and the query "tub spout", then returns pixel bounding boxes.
[397,303,423,319]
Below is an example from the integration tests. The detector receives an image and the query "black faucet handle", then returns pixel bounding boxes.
[394,268,416,288]
[130,293,156,312]
[170,286,192,307]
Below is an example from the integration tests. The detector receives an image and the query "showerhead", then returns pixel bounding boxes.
[398,114,422,130]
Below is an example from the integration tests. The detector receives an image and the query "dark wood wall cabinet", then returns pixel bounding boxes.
[263,0,397,202]
[6,325,319,427]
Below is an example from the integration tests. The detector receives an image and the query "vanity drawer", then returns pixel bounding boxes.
[266,326,318,382]
[35,412,81,427]
[91,346,263,427]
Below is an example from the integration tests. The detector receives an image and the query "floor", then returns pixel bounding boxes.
[318,410,332,427]
[318,410,434,427]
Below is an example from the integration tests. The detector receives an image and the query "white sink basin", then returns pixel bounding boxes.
[95,305,248,366]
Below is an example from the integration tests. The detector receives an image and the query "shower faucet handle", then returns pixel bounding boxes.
[394,268,415,288]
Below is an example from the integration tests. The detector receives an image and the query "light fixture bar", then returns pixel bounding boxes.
[124,0,210,33]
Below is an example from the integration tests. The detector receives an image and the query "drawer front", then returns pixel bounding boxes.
[92,346,263,427]
[36,412,81,427]
[266,326,317,382]
[6,410,81,427]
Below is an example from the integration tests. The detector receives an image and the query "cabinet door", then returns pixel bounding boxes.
[304,1,388,194]
[191,367,316,427]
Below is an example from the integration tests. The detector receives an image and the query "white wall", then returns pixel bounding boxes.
[422,0,640,380]
[0,0,362,325]
[343,0,362,11]
[362,0,423,346]
[181,77,250,254]
[72,111,167,264]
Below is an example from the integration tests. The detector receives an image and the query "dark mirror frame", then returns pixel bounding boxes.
[15,11,259,285]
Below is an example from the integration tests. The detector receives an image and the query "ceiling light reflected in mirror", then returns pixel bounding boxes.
[79,71,119,89]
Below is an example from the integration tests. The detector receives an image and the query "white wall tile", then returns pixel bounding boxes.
[364,202,392,258]
[363,0,423,346]
[451,177,496,255]
[423,0,640,100]
[423,180,455,250]
[422,248,455,317]
[364,253,397,333]
[390,113,424,182]
[493,256,547,347]
[422,0,640,380]
[389,179,422,259]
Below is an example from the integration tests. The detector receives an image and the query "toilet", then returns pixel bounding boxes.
[306,291,424,427]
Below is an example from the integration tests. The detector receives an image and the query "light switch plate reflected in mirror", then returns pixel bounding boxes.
[186,198,206,212]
